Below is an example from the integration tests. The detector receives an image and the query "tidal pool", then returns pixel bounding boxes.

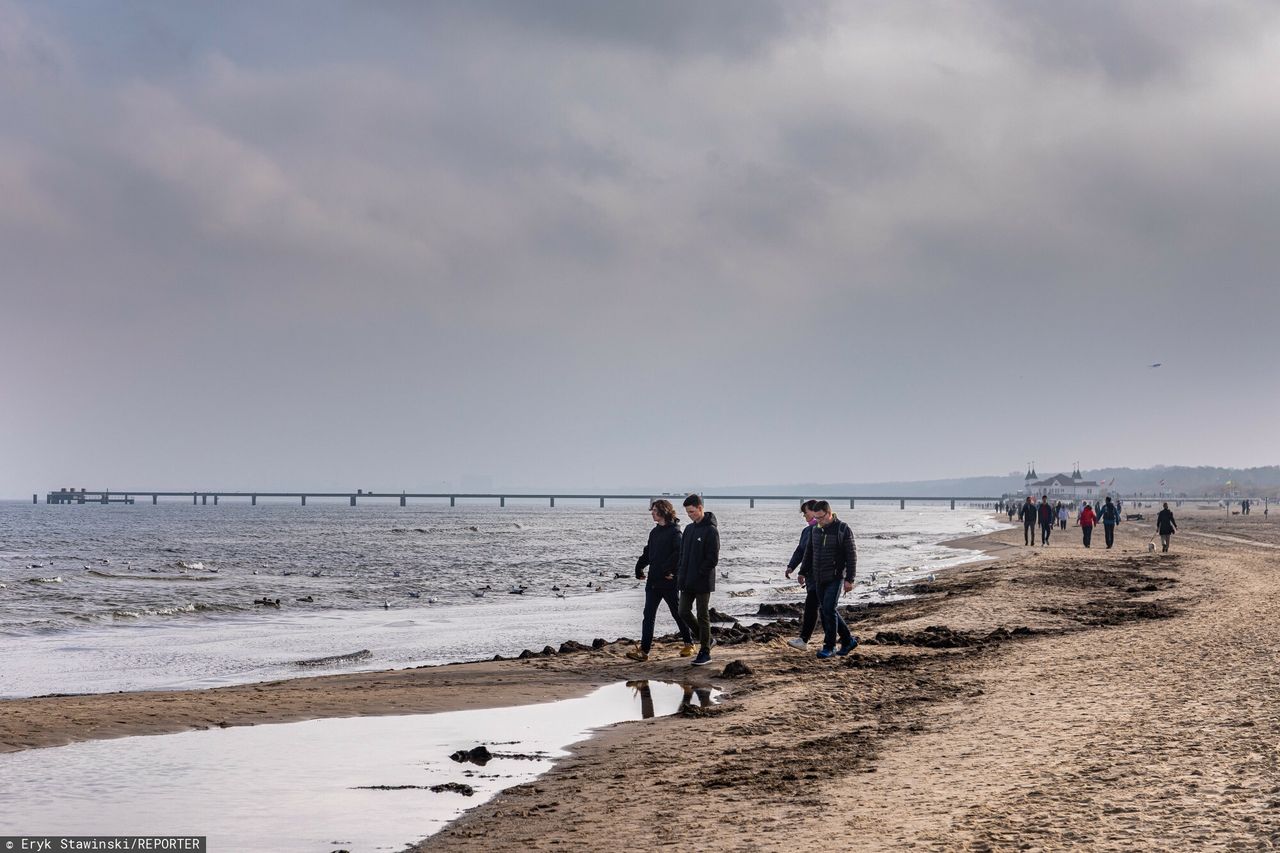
[0,680,718,852]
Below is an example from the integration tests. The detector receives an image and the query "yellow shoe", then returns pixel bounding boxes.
[679,644,695,658]
[625,649,649,662]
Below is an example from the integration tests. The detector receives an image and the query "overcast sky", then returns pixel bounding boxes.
[3,0,1279,497]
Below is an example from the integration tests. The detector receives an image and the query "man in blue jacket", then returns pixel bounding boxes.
[1099,496,1121,549]
[677,494,719,667]
[800,500,858,659]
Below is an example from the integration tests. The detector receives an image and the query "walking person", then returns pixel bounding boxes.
[1079,502,1097,547]
[1019,496,1037,546]
[784,500,822,650]
[626,499,694,662]
[1058,502,1068,531]
[1099,496,1121,549]
[677,494,719,667]
[1156,502,1178,552]
[799,500,858,659]
[1038,494,1055,545]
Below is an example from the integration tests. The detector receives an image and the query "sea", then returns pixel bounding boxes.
[0,499,1002,698]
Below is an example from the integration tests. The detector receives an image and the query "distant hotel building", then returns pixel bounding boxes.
[1023,466,1103,501]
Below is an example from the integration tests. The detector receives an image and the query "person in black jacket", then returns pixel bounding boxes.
[626,500,694,662]
[785,499,854,651]
[677,494,719,667]
[799,500,858,659]
[1156,502,1177,552]
[1037,495,1055,546]
[1099,496,1121,549]
[1018,496,1037,546]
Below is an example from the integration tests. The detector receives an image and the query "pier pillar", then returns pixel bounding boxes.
[251,495,257,506]
[850,499,854,509]
[301,495,307,506]
[750,498,755,508]
[550,497,555,507]
[350,495,356,506]
[450,496,455,507]
[400,495,406,507]
[153,495,158,505]
[202,495,207,505]
[951,499,955,510]
[599,497,604,508]
[500,496,505,507]
[900,499,905,510]
[213,495,218,505]
[193,493,198,505]
[33,494,37,504]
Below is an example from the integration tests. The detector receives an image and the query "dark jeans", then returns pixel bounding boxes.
[1104,524,1116,548]
[1082,525,1093,547]
[641,585,691,653]
[678,590,712,653]
[1041,523,1052,545]
[817,579,852,650]
[799,583,819,641]
[1024,521,1035,545]
[1060,519,1067,530]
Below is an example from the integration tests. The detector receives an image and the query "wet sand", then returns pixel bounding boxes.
[5,506,1278,850]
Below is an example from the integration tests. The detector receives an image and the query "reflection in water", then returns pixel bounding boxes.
[0,680,721,853]
[627,680,655,719]
[625,680,713,718]
[681,684,714,709]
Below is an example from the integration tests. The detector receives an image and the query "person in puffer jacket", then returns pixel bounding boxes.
[799,500,858,659]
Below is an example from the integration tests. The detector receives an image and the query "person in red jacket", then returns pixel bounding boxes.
[1078,502,1097,548]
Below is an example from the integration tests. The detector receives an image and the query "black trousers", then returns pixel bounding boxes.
[640,584,691,652]
[1082,525,1093,547]
[1024,521,1035,545]
[1104,524,1116,548]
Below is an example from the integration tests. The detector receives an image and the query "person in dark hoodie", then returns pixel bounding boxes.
[1156,502,1178,553]
[677,493,719,667]
[1019,496,1037,546]
[799,500,858,660]
[626,499,694,662]
[1037,494,1055,546]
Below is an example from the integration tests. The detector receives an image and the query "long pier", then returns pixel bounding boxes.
[42,488,1004,510]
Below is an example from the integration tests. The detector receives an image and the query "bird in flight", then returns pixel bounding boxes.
[1149,363,1162,368]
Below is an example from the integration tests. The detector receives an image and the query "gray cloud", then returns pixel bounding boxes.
[3,0,1279,496]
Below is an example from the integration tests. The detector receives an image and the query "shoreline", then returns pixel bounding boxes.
[0,524,1010,753]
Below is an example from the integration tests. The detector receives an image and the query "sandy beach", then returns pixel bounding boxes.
[5,506,1278,850]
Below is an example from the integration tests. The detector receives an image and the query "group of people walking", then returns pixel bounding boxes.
[1016,494,1178,551]
[623,491,1186,666]
[627,496,858,666]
